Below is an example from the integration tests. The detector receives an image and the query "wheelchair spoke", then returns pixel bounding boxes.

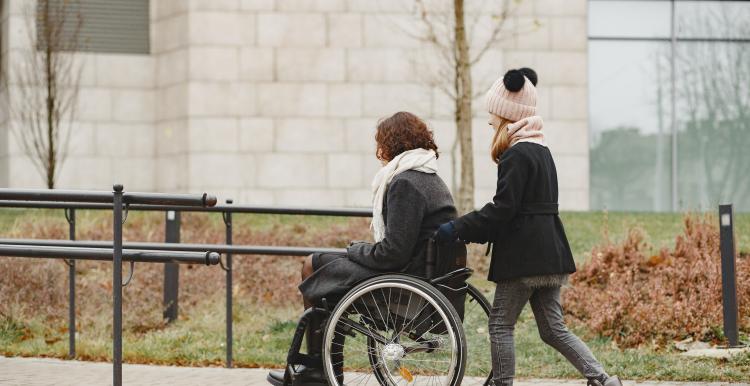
[338,316,389,345]
[330,339,375,356]
[394,299,433,337]
[368,290,389,332]
[399,357,452,364]
[385,287,394,333]
[403,307,440,338]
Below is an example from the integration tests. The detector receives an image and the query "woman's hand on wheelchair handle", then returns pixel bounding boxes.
[434,221,459,244]
[348,240,368,247]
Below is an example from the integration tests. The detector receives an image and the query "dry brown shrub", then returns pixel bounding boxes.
[564,214,750,348]
[0,211,371,335]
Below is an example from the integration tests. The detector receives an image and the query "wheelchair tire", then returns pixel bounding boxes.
[463,283,493,386]
[321,274,467,386]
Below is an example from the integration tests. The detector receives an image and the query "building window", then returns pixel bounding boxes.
[37,0,150,55]
[588,0,750,212]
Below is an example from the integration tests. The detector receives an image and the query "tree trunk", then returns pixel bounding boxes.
[45,43,56,189]
[453,0,474,214]
[43,0,56,189]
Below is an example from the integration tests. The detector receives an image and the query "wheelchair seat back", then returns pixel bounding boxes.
[428,239,468,323]
[400,239,470,326]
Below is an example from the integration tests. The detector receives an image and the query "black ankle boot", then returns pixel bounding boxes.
[588,375,623,386]
[267,365,326,386]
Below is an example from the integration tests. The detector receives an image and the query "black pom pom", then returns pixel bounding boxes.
[518,67,538,86]
[503,69,525,92]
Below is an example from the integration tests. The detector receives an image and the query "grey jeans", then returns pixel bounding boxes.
[489,281,608,386]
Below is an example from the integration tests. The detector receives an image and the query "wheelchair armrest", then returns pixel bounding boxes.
[429,267,473,286]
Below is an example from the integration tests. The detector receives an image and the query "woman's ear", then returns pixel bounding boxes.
[488,113,504,129]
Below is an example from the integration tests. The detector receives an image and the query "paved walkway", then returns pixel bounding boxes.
[0,356,747,386]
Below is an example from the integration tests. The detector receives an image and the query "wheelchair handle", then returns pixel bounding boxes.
[425,236,437,279]
[430,267,473,286]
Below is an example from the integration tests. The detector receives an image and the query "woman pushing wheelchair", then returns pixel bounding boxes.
[434,67,622,386]
[268,111,464,386]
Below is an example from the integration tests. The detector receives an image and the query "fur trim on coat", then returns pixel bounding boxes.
[501,273,569,288]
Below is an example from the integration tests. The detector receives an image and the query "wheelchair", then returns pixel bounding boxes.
[274,239,493,386]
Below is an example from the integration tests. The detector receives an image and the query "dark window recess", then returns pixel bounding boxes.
[37,0,149,54]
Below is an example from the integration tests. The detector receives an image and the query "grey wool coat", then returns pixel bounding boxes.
[299,170,460,304]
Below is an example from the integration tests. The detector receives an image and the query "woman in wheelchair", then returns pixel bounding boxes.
[268,111,465,386]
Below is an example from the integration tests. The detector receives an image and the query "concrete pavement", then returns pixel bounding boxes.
[0,356,746,386]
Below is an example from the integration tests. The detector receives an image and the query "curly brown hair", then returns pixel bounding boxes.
[375,112,439,162]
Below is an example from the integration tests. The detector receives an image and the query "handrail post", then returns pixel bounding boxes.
[224,199,233,368]
[719,204,740,347]
[66,208,76,359]
[163,210,181,323]
[112,185,124,386]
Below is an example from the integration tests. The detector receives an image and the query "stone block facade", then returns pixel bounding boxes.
[0,0,589,210]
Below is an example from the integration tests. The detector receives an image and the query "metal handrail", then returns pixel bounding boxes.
[0,189,114,203]
[0,238,346,256]
[0,244,220,265]
[123,191,217,207]
[0,200,371,216]
[0,187,217,207]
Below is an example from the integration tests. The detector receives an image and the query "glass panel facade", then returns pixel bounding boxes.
[589,40,672,211]
[588,0,750,212]
[675,38,750,211]
[589,0,672,38]
[676,1,750,39]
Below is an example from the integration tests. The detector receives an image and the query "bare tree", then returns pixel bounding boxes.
[412,0,527,214]
[10,0,83,188]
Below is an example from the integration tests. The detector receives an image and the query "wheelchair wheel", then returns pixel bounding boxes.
[462,283,493,386]
[322,274,467,386]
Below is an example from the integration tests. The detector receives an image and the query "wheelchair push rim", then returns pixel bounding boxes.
[322,275,466,386]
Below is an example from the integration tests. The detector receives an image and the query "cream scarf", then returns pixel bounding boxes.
[508,115,547,147]
[371,148,438,241]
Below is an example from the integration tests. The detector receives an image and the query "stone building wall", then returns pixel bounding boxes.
[0,0,156,191]
[0,0,589,210]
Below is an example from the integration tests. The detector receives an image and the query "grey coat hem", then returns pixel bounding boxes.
[299,252,380,304]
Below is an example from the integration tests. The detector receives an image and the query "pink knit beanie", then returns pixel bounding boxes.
[485,68,538,121]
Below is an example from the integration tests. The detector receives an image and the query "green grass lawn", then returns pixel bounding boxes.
[0,209,749,381]
[560,210,750,263]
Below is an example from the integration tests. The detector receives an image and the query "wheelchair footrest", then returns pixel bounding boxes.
[274,307,330,386]
[287,353,322,370]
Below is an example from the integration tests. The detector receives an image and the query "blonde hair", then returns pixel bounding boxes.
[490,117,514,163]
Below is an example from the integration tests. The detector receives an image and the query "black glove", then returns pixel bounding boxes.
[434,221,458,244]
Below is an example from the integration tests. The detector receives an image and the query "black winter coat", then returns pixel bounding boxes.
[453,142,576,282]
